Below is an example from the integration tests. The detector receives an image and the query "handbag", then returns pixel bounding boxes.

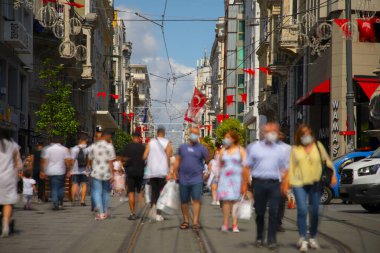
[315,141,333,187]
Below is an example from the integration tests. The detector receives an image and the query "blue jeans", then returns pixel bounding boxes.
[49,175,66,206]
[92,178,111,214]
[293,184,321,238]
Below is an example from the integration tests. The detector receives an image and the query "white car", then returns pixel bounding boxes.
[339,148,380,213]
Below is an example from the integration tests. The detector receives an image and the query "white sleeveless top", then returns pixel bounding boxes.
[146,137,169,178]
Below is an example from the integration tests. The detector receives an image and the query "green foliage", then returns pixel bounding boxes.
[200,135,216,162]
[216,118,246,146]
[35,59,79,140]
[113,129,131,153]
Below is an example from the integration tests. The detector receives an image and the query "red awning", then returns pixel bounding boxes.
[354,77,380,99]
[295,79,330,105]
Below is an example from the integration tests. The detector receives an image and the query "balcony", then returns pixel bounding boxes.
[4,21,30,50]
[133,73,146,81]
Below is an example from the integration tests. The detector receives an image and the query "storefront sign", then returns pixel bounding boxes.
[331,100,340,157]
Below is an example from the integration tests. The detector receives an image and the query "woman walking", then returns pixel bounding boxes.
[0,127,23,237]
[287,124,336,252]
[217,131,247,233]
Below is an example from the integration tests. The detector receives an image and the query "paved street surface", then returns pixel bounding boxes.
[1,194,380,253]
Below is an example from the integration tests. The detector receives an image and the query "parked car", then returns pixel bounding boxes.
[339,148,380,213]
[320,150,373,205]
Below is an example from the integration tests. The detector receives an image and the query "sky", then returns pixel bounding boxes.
[115,0,224,146]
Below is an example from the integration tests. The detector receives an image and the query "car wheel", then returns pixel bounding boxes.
[361,203,380,213]
[320,187,333,205]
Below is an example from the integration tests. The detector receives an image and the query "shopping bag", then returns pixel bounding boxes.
[144,184,151,204]
[237,195,252,220]
[157,180,180,214]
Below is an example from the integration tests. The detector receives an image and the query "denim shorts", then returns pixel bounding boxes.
[71,174,88,185]
[179,182,203,203]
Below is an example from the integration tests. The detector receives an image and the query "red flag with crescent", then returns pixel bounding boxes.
[184,88,208,123]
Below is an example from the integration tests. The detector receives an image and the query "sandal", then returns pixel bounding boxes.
[180,222,190,230]
[192,224,201,232]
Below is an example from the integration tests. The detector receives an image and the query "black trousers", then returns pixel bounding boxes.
[277,195,286,228]
[33,175,45,201]
[252,178,281,244]
[150,178,166,205]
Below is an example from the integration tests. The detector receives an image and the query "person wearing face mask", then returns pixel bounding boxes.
[173,127,209,231]
[246,122,289,250]
[217,131,248,233]
[286,124,336,252]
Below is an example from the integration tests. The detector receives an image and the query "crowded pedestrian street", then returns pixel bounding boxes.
[1,0,380,252]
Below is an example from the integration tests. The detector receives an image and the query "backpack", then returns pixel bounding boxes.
[77,147,87,168]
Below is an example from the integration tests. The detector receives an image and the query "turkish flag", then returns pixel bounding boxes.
[96,92,106,98]
[357,19,375,42]
[110,94,119,99]
[226,95,234,106]
[243,68,255,75]
[258,67,270,75]
[217,114,224,123]
[240,93,247,103]
[64,2,85,8]
[224,114,229,120]
[185,88,208,123]
[334,19,351,37]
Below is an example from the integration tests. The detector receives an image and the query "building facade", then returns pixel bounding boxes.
[0,0,33,154]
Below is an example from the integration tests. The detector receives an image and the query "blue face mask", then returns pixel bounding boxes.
[190,133,199,142]
[222,138,232,147]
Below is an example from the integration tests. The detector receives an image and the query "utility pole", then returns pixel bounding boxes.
[345,0,355,151]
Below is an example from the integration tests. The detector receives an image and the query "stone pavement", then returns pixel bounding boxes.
[1,193,380,253]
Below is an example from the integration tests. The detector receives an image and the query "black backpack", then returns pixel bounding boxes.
[77,147,87,168]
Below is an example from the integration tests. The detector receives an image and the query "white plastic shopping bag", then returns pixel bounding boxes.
[144,183,151,204]
[157,180,180,214]
[237,195,253,220]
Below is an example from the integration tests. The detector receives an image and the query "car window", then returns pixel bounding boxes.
[370,149,380,158]
[353,156,366,162]
[338,158,354,174]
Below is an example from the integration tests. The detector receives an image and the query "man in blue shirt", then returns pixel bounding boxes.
[173,127,209,231]
[246,123,288,250]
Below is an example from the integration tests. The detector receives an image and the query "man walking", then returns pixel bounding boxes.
[124,132,145,220]
[41,137,71,210]
[70,135,89,206]
[32,142,45,202]
[144,126,173,221]
[88,130,116,220]
[246,123,288,250]
[173,127,209,231]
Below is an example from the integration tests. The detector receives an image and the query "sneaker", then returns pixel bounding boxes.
[255,240,264,248]
[299,239,308,252]
[1,223,9,238]
[52,205,59,211]
[309,238,320,250]
[221,225,229,232]
[128,214,136,220]
[156,214,164,221]
[80,202,86,207]
[232,225,240,233]
[268,243,278,251]
[297,237,306,247]
[211,200,217,205]
[216,201,220,205]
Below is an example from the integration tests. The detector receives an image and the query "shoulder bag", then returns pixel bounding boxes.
[315,141,333,187]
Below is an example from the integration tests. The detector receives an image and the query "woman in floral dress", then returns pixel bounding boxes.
[217,130,247,233]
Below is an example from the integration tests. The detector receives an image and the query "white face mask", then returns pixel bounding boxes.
[301,135,314,146]
[265,132,278,143]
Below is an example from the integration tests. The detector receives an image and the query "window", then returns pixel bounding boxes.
[228,5,238,18]
[238,102,244,114]
[227,33,237,50]
[237,47,244,68]
[238,74,244,88]
[227,53,236,69]
[228,20,237,32]
[238,21,245,40]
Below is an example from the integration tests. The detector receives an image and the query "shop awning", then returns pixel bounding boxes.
[354,77,380,99]
[95,111,119,130]
[295,79,330,105]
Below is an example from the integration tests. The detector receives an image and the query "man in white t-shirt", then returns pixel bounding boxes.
[70,135,89,206]
[88,130,116,220]
[41,137,71,210]
[143,126,173,221]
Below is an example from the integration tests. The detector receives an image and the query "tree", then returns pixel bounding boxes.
[113,129,131,153]
[200,135,216,162]
[216,118,246,146]
[35,59,79,140]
